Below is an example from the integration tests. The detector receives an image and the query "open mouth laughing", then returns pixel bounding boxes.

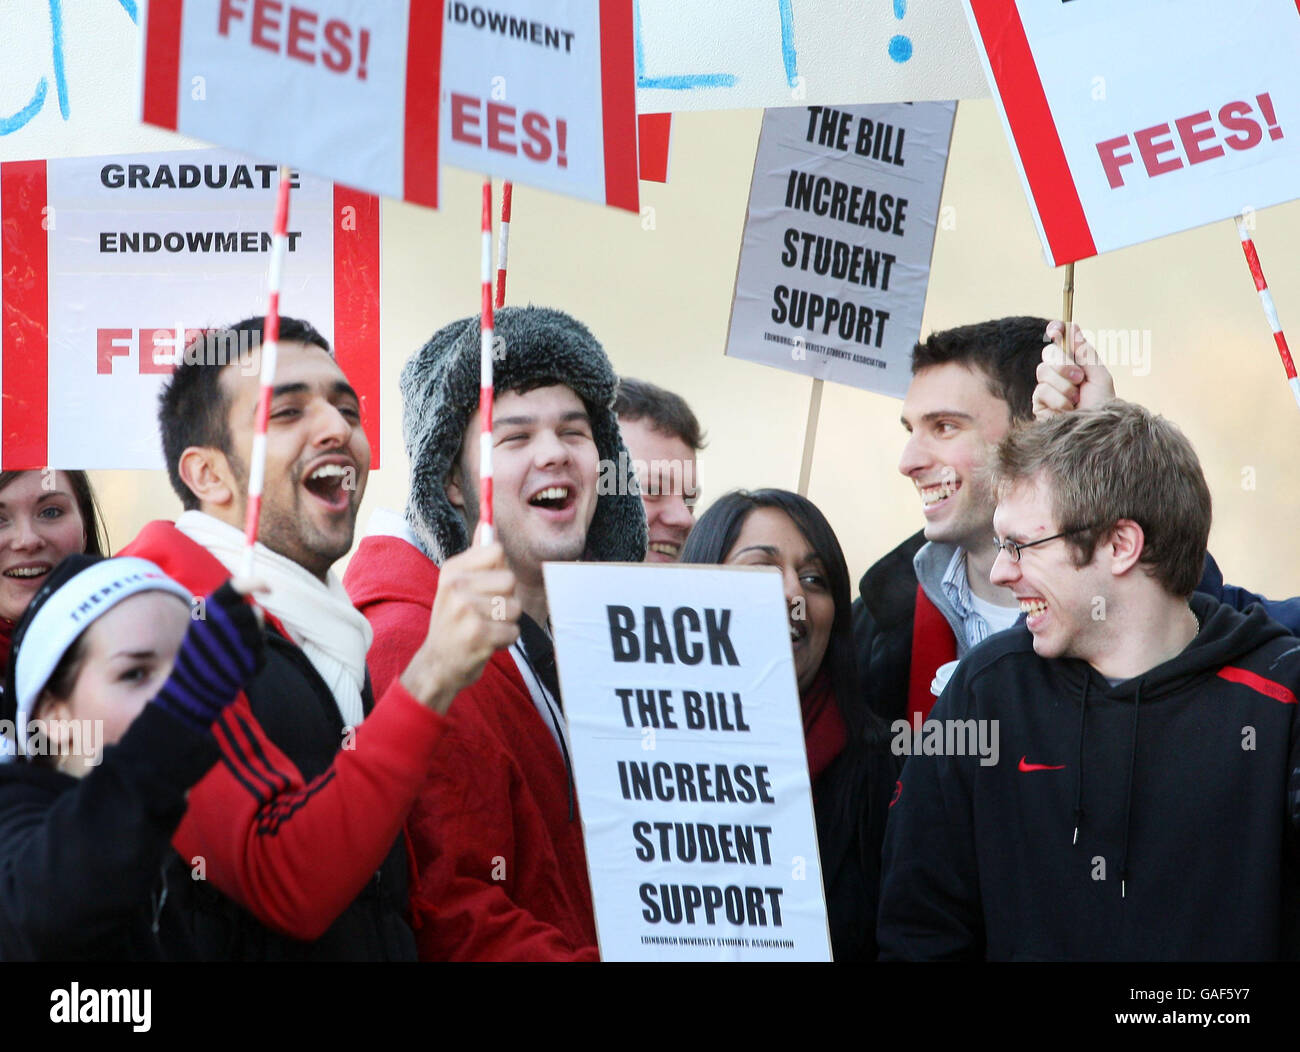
[917,477,960,513]
[1018,596,1049,630]
[527,482,579,521]
[2,563,51,583]
[302,459,354,513]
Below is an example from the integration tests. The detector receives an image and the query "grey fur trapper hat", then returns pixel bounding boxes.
[400,305,648,564]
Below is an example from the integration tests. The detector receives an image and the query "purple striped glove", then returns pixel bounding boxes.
[152,581,265,732]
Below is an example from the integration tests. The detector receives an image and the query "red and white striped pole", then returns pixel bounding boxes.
[1235,215,1300,411]
[495,181,512,310]
[478,178,496,545]
[241,165,294,578]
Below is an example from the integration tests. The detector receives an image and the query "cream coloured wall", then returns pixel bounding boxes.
[87,99,1300,598]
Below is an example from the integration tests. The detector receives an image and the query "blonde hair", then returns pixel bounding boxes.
[993,401,1211,597]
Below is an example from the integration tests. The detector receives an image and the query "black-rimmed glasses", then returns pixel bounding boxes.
[993,524,1098,562]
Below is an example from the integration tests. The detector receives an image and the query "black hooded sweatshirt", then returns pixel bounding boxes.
[878,593,1300,961]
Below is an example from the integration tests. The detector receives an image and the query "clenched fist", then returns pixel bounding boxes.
[400,541,521,715]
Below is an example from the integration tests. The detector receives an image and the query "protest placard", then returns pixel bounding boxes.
[0,148,380,469]
[725,102,954,398]
[634,0,987,112]
[964,0,1300,265]
[140,0,443,208]
[545,562,832,962]
[439,0,639,212]
[0,0,202,163]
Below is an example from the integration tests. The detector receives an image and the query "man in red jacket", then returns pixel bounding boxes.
[345,305,647,960]
[123,316,520,959]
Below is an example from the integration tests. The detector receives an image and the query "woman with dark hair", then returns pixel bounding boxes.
[0,470,109,674]
[680,488,897,961]
[0,554,264,959]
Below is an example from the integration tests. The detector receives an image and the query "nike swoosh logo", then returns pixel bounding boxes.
[1018,756,1065,772]
[890,780,902,807]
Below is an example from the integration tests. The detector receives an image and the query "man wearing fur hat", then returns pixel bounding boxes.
[345,305,646,961]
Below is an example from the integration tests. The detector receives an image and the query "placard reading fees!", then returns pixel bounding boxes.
[725,102,954,398]
[545,562,832,962]
[964,0,1300,264]
[439,0,639,212]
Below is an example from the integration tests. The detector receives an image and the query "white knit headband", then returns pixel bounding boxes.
[12,557,192,730]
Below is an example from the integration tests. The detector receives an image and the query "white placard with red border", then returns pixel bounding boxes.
[140,0,442,208]
[0,148,380,470]
[963,0,1300,265]
[545,562,832,962]
[725,102,955,398]
[440,0,638,212]
[633,0,987,112]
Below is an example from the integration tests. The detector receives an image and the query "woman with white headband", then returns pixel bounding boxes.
[0,554,263,959]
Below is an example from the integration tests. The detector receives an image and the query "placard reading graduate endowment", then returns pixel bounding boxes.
[0,148,380,469]
[724,102,954,399]
[545,562,831,962]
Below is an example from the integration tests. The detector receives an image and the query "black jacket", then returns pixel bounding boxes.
[853,533,1300,724]
[852,531,927,724]
[0,704,219,960]
[814,739,898,961]
[165,632,418,961]
[878,593,1300,961]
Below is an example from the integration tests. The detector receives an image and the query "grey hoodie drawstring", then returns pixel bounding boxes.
[1118,683,1143,899]
[1072,679,1090,846]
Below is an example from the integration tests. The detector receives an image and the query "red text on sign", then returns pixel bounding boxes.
[218,0,371,79]
[449,93,569,168]
[1096,93,1284,189]
[97,328,209,375]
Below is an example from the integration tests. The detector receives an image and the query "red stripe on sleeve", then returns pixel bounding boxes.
[332,185,382,469]
[967,0,1095,264]
[1218,666,1298,705]
[402,0,443,208]
[142,0,184,130]
[598,0,639,212]
[1,161,49,469]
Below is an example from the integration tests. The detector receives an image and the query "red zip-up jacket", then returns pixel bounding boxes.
[345,531,599,961]
[122,521,444,942]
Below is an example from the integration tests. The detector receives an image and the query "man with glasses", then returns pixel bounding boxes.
[878,401,1300,960]
[857,318,1300,728]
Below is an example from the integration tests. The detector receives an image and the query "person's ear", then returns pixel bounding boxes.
[446,462,465,511]
[1107,519,1144,576]
[33,693,73,758]
[178,447,237,510]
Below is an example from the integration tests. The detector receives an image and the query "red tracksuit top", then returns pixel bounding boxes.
[344,533,600,961]
[122,521,445,941]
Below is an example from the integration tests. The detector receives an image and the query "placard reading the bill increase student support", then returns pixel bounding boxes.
[545,562,831,962]
[724,102,954,399]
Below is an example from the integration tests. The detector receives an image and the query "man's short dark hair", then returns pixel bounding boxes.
[911,316,1050,425]
[614,377,706,451]
[158,316,331,510]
